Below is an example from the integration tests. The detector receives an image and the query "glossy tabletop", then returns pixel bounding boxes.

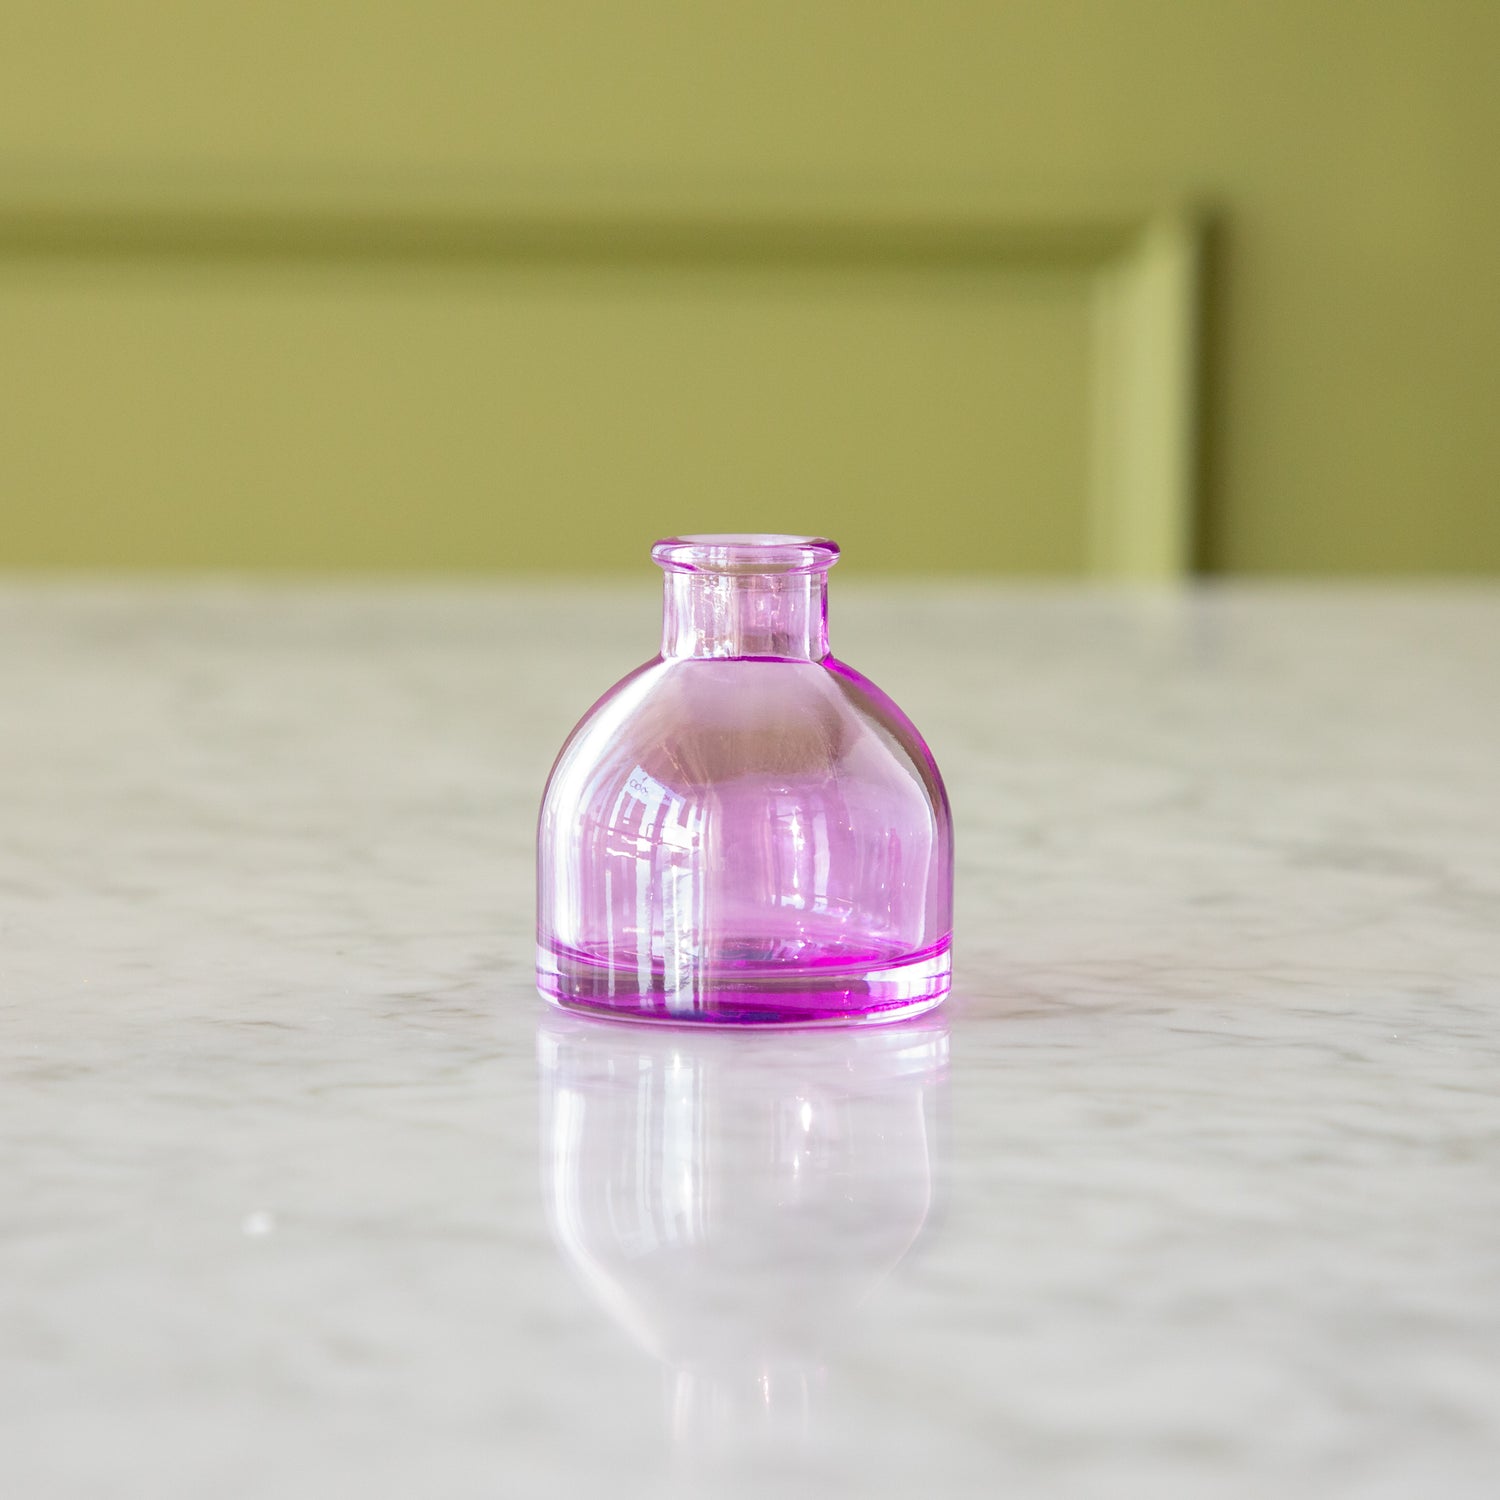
[2,582,1498,1498]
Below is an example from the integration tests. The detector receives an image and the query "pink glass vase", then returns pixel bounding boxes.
[536,534,952,1026]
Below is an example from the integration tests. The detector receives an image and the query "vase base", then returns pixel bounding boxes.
[535,938,950,1028]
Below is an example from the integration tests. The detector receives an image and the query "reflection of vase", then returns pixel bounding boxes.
[536,1010,949,1450]
[536,534,953,1025]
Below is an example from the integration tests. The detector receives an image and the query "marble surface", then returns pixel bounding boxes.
[2,581,1498,1499]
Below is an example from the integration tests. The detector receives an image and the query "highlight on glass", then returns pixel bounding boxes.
[536,534,953,1025]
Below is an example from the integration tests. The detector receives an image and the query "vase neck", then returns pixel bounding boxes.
[653,535,838,662]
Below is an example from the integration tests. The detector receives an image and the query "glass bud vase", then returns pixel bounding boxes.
[536,534,953,1026]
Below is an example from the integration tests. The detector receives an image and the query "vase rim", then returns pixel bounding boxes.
[652,534,840,576]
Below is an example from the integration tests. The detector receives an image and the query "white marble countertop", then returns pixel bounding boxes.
[2,582,1498,1499]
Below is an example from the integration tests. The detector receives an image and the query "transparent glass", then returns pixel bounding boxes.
[536,534,953,1025]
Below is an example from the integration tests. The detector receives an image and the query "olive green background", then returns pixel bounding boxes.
[1,2,1496,574]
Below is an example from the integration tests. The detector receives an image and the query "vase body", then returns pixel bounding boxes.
[536,534,952,1026]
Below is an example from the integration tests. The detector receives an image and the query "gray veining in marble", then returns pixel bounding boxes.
[1,582,1498,1498]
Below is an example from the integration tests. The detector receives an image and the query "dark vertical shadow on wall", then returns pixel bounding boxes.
[1191,209,1229,574]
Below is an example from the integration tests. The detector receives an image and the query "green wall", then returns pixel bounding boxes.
[2,1,1496,573]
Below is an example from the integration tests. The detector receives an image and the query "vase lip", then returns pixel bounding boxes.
[652,534,841,576]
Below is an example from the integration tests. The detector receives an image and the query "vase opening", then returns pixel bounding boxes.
[652,534,840,662]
